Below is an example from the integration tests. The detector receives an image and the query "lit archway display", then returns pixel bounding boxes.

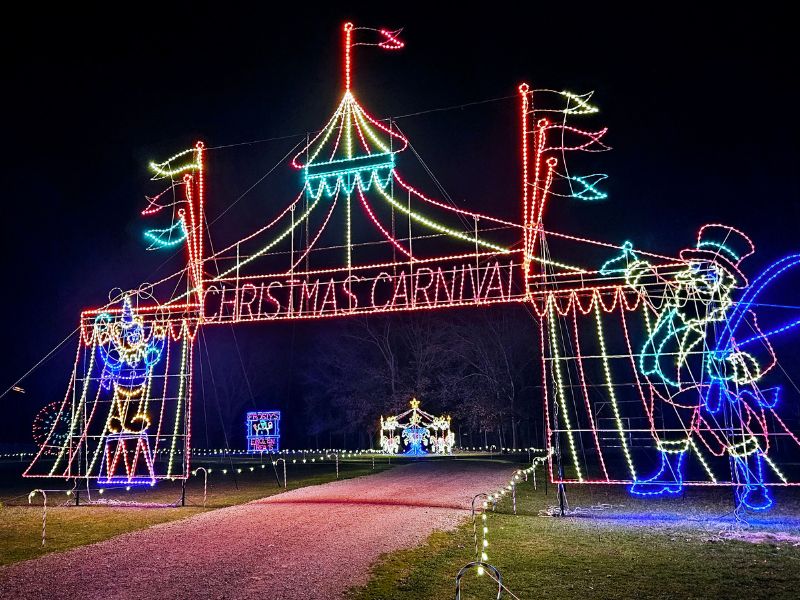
[380,399,454,456]
[24,22,799,509]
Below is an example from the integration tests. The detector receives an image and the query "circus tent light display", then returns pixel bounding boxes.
[22,21,800,514]
[380,399,455,456]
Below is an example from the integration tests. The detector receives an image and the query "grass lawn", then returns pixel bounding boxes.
[350,461,800,600]
[0,454,392,566]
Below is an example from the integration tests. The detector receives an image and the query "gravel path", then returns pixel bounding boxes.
[0,460,512,599]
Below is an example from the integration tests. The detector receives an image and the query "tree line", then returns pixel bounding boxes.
[302,306,543,450]
[192,306,544,451]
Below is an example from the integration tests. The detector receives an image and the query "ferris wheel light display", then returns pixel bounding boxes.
[32,402,70,452]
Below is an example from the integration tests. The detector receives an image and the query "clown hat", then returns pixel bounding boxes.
[679,224,754,287]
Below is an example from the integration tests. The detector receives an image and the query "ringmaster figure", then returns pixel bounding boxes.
[621,225,775,508]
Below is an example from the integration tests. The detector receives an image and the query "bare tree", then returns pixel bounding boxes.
[302,308,540,449]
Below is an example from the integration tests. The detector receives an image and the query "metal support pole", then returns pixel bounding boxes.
[181,479,186,507]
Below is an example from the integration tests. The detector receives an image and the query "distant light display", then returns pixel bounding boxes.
[380,398,454,456]
[402,426,429,457]
[246,411,281,453]
[32,402,70,451]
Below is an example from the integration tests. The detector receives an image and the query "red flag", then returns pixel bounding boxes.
[376,28,404,50]
[350,26,405,50]
[344,23,405,91]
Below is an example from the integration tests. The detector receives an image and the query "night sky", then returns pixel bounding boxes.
[1,4,797,444]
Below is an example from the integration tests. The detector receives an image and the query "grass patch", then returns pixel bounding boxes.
[0,455,392,566]
[350,464,800,600]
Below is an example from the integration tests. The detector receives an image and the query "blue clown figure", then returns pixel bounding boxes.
[95,297,166,434]
[623,225,772,501]
[94,297,166,485]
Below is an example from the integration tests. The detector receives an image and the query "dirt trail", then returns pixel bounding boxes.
[0,460,511,599]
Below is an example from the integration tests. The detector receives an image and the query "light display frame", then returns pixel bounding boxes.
[380,399,455,456]
[246,411,281,454]
[24,22,799,511]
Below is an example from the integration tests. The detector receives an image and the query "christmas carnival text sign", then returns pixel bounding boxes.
[203,259,525,322]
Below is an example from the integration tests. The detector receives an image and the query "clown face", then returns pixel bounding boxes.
[95,298,165,392]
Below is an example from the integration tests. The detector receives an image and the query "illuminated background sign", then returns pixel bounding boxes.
[246,411,281,453]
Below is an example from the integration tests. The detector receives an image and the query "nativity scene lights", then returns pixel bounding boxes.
[379,399,455,456]
[24,22,799,513]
